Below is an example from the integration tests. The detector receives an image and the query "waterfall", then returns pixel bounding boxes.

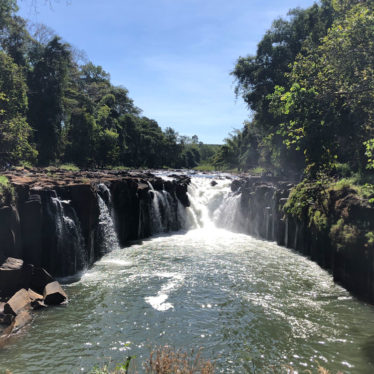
[97,183,120,254]
[184,177,243,231]
[45,192,86,275]
[147,182,181,235]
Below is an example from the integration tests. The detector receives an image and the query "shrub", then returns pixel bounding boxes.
[0,176,14,207]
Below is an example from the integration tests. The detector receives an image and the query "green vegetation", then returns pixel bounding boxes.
[213,0,374,181]
[0,175,14,206]
[89,347,214,374]
[0,1,209,169]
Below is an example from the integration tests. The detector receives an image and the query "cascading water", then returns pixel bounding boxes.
[184,176,243,231]
[147,181,181,234]
[97,183,120,255]
[4,174,374,374]
[45,192,86,275]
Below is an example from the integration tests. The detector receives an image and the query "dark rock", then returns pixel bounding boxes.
[20,194,43,266]
[31,299,47,310]
[0,258,25,298]
[210,180,218,187]
[43,281,67,305]
[0,258,54,298]
[0,313,14,325]
[0,205,22,259]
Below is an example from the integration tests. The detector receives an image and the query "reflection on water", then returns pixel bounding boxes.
[1,228,374,373]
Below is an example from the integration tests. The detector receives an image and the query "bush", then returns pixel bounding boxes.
[0,176,14,207]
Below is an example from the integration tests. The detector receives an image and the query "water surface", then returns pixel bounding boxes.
[1,177,374,373]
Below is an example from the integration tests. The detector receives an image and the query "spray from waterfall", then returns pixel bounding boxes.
[183,177,243,232]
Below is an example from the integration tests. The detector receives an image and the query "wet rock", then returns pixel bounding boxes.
[43,282,67,305]
[4,289,31,316]
[0,313,14,325]
[31,299,47,310]
[210,180,217,187]
[9,309,32,333]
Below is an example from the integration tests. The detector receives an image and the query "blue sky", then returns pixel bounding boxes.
[18,0,316,144]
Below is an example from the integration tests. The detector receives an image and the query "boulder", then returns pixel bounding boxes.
[28,289,43,302]
[0,313,14,325]
[31,299,47,310]
[25,264,54,295]
[43,281,67,305]
[0,258,25,298]
[210,180,218,187]
[0,258,54,298]
[4,289,31,316]
[8,309,32,333]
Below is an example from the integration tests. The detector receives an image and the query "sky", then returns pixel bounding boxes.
[18,0,316,144]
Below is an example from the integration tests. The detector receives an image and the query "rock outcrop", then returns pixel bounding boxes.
[0,257,67,347]
[233,176,374,304]
[0,169,190,277]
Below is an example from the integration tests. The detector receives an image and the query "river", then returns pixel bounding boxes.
[1,176,374,373]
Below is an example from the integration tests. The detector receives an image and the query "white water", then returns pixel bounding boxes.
[3,175,374,373]
[184,177,241,230]
[97,183,120,254]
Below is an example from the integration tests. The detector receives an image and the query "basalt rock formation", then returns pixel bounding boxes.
[0,169,190,278]
[233,176,374,303]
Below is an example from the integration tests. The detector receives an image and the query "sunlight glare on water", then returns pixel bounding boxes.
[1,176,374,373]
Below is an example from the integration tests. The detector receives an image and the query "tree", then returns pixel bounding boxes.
[269,1,374,174]
[0,51,37,164]
[27,36,71,164]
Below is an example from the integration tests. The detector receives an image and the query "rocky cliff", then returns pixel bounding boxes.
[0,169,190,277]
[232,176,374,303]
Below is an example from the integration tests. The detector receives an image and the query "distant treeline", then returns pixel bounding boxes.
[0,0,218,169]
[214,0,374,178]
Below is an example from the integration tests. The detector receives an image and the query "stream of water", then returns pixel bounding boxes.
[1,176,374,373]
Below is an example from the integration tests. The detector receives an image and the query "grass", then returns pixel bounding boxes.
[193,164,216,172]
[88,348,344,374]
[89,347,214,374]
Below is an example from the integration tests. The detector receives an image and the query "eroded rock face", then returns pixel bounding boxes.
[234,176,374,304]
[1,169,190,277]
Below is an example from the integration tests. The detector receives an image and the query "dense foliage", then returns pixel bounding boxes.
[215,0,374,179]
[0,0,208,168]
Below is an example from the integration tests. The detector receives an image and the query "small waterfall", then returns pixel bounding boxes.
[147,182,181,235]
[45,192,86,275]
[148,182,164,234]
[184,177,243,231]
[97,183,120,254]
